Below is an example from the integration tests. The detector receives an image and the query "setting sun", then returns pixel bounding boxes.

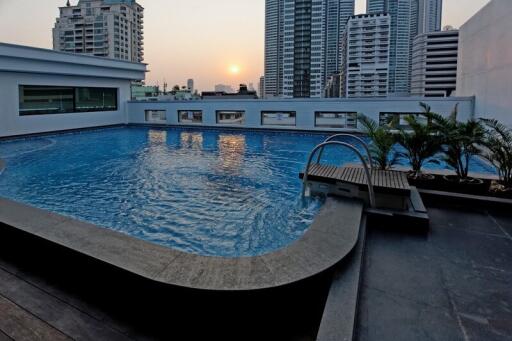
[228,65,241,75]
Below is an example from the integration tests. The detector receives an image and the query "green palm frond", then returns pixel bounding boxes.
[358,114,397,170]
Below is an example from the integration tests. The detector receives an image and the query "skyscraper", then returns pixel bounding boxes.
[366,0,443,95]
[264,0,284,98]
[265,0,354,98]
[187,79,194,93]
[344,13,391,97]
[53,0,144,63]
[418,0,442,34]
[325,0,356,84]
[411,29,458,97]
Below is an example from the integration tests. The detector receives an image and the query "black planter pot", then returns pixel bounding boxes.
[407,173,436,190]
[442,175,489,195]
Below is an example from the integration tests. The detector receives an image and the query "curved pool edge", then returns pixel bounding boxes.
[0,196,363,291]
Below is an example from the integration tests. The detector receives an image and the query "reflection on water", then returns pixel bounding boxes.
[217,134,246,173]
[148,130,167,144]
[180,132,204,149]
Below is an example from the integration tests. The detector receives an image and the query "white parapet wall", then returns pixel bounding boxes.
[457,0,512,126]
[127,97,474,132]
[0,43,146,138]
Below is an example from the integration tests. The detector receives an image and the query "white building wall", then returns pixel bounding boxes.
[456,0,512,125]
[0,72,131,138]
[127,97,474,132]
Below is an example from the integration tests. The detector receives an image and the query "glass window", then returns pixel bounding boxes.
[178,110,203,124]
[261,111,296,126]
[19,85,118,116]
[216,111,245,125]
[75,87,117,112]
[315,112,358,129]
[145,110,166,123]
[379,112,424,128]
[19,86,74,115]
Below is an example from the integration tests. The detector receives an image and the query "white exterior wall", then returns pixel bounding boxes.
[345,13,391,98]
[0,43,146,138]
[456,0,512,125]
[127,97,474,132]
[0,72,131,137]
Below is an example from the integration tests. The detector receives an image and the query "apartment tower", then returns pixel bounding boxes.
[264,0,354,98]
[53,0,144,62]
[366,0,442,95]
[344,13,391,97]
[411,29,459,97]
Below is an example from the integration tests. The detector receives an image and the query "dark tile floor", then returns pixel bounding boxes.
[0,204,511,340]
[357,206,512,341]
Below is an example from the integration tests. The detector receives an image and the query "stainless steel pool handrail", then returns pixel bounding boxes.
[302,141,376,208]
[316,134,374,170]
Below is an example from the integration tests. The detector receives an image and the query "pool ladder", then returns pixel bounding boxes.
[302,134,376,208]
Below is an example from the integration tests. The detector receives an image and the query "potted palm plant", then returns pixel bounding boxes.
[358,114,398,170]
[428,105,487,193]
[395,104,443,188]
[481,118,512,197]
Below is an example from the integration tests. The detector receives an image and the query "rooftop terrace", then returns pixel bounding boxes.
[0,200,510,340]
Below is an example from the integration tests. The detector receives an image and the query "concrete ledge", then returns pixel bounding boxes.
[419,188,512,210]
[0,196,363,291]
[316,215,367,341]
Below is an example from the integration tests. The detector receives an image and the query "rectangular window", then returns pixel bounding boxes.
[379,112,424,128]
[178,110,203,124]
[216,111,245,125]
[315,112,358,129]
[145,110,167,123]
[261,111,296,126]
[19,85,117,116]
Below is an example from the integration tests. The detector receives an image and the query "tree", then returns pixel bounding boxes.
[481,118,512,188]
[427,103,485,180]
[396,105,442,178]
[358,114,398,170]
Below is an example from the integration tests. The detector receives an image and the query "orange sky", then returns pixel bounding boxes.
[0,0,491,91]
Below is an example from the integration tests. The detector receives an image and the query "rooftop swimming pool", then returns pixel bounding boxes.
[0,127,496,257]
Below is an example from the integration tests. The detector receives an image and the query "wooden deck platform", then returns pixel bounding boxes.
[300,165,411,196]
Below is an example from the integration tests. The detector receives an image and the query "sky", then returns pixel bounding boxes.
[0,0,491,92]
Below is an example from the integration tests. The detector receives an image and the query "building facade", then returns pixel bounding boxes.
[0,42,146,138]
[344,13,391,98]
[265,0,354,98]
[366,0,442,95]
[324,0,356,87]
[411,29,459,97]
[53,0,144,62]
[259,76,265,99]
[418,0,442,34]
[264,0,284,98]
[187,79,194,93]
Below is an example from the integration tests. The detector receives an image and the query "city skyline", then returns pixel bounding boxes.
[0,0,491,92]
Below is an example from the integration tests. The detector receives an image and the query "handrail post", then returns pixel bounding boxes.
[317,134,374,170]
[303,141,376,208]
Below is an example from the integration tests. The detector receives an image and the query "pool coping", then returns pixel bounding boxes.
[0,196,363,291]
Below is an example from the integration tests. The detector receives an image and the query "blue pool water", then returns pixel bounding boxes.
[0,127,496,257]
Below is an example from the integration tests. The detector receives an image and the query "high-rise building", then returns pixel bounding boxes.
[259,76,265,99]
[343,13,391,97]
[411,29,458,97]
[265,0,354,98]
[264,0,284,98]
[325,0,356,86]
[214,84,235,93]
[366,0,443,95]
[53,0,144,62]
[418,0,442,34]
[187,79,194,93]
